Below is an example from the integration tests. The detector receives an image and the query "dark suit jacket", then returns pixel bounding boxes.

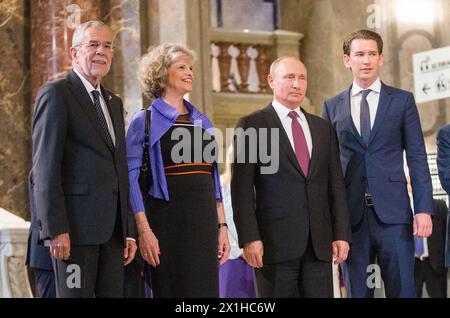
[427,199,448,274]
[437,124,450,267]
[26,173,53,270]
[438,124,450,195]
[30,70,135,245]
[231,104,351,264]
[322,82,433,227]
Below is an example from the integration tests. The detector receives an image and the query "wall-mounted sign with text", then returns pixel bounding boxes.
[413,46,450,104]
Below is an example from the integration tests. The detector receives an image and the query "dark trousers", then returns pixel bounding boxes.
[32,268,56,298]
[255,238,333,298]
[52,227,124,298]
[124,251,145,298]
[414,258,447,298]
[348,207,416,298]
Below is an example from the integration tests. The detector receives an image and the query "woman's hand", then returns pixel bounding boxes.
[135,211,161,267]
[139,228,161,267]
[218,226,230,265]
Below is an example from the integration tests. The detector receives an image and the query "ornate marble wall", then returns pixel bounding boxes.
[30,0,102,104]
[0,0,30,220]
[104,0,143,127]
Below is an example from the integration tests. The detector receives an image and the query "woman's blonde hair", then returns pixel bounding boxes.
[138,43,196,99]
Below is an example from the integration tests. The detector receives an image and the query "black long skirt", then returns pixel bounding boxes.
[145,174,219,298]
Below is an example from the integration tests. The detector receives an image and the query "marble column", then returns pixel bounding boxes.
[106,0,143,129]
[0,0,31,220]
[30,0,102,105]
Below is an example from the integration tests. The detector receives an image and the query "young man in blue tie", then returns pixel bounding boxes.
[322,29,433,298]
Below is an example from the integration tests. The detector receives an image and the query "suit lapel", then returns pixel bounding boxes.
[262,104,304,177]
[367,82,392,146]
[67,71,114,153]
[101,86,120,153]
[341,86,366,148]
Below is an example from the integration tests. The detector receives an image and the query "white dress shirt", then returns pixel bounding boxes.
[350,78,381,135]
[221,181,243,259]
[271,100,312,157]
[73,68,116,146]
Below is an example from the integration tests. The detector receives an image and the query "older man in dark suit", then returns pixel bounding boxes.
[231,56,351,298]
[30,20,136,297]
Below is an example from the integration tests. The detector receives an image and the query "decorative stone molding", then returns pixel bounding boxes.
[0,207,32,298]
[210,28,304,94]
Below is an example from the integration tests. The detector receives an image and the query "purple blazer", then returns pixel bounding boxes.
[126,98,223,213]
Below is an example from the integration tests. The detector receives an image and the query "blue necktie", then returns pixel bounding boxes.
[360,89,371,145]
[415,237,424,257]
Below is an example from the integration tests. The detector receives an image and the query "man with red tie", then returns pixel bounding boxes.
[231,56,352,298]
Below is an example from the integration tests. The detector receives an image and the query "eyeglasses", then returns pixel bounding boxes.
[76,41,114,51]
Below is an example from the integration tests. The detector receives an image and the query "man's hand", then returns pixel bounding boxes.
[50,233,71,260]
[413,213,433,238]
[124,239,137,265]
[332,240,349,264]
[243,240,264,268]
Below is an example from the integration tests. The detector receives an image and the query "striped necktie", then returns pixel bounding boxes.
[91,90,114,150]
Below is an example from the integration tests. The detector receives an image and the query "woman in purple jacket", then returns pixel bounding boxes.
[126,43,230,298]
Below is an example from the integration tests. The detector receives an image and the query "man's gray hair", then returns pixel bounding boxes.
[71,21,111,47]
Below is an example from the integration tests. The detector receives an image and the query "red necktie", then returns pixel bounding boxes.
[288,111,310,176]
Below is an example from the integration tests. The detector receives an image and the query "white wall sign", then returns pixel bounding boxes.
[413,46,450,103]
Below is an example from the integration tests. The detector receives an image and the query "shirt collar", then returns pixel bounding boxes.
[351,78,381,96]
[272,99,305,121]
[73,68,102,98]
[151,98,213,129]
